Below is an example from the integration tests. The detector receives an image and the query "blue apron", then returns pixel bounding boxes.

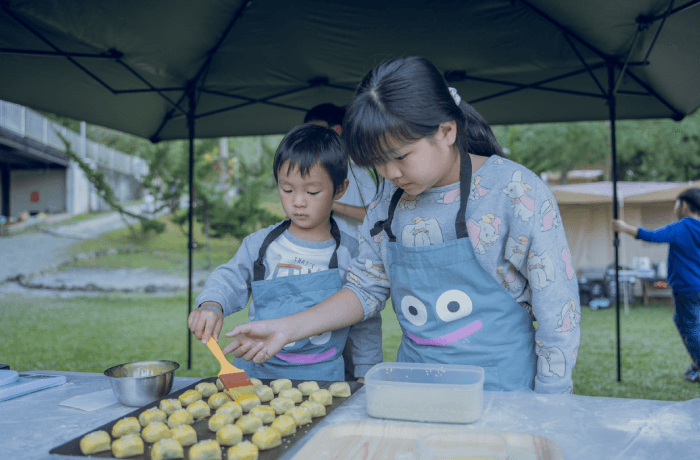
[236,218,349,381]
[370,154,536,391]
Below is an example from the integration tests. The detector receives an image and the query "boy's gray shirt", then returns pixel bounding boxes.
[196,219,381,376]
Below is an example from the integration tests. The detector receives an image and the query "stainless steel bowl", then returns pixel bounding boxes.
[104,360,180,407]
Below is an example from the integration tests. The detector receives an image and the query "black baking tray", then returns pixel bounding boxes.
[50,377,362,459]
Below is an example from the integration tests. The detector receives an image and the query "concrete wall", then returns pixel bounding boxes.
[10,169,67,216]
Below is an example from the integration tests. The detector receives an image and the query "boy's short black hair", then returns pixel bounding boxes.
[304,103,346,128]
[273,123,348,194]
[678,187,700,215]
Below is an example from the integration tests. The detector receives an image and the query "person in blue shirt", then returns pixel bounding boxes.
[613,187,700,383]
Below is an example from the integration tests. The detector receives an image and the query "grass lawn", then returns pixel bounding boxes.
[2,289,699,401]
[3,195,699,401]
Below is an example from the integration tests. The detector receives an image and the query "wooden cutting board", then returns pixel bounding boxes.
[290,422,564,460]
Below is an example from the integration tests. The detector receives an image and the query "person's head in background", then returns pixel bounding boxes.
[343,56,504,191]
[304,103,346,135]
[676,187,700,220]
[273,123,348,239]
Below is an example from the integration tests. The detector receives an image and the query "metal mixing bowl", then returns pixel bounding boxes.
[104,360,180,407]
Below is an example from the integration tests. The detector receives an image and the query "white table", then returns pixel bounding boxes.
[2,371,699,459]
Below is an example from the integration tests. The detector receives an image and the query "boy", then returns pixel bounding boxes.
[305,103,384,382]
[188,123,379,380]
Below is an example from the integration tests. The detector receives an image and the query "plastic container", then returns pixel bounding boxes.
[364,362,485,424]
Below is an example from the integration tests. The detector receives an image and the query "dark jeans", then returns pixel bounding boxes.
[672,292,700,367]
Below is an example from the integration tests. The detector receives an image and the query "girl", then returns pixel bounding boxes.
[223,56,580,393]
[613,187,700,382]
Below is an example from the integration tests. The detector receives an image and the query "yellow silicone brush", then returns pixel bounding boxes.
[206,337,256,400]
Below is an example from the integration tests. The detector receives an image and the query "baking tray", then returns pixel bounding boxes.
[289,422,564,460]
[50,377,362,459]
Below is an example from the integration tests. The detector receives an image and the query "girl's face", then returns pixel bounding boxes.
[277,160,347,241]
[375,122,460,196]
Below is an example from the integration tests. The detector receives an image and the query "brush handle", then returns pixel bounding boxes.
[206,337,238,373]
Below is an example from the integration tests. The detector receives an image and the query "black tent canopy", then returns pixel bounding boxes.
[2,0,699,374]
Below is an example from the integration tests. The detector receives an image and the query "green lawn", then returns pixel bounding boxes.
[3,198,699,401]
[2,289,698,401]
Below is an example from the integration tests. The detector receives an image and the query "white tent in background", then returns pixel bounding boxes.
[552,180,700,273]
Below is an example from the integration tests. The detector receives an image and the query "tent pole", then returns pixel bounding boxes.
[187,86,196,370]
[608,62,622,382]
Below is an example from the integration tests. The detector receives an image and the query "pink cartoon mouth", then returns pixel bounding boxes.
[406,321,483,346]
[275,347,337,364]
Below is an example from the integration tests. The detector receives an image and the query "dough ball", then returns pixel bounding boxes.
[208,412,235,432]
[215,401,242,419]
[188,439,222,460]
[270,415,296,437]
[79,430,111,455]
[329,381,352,397]
[278,388,302,403]
[251,426,281,450]
[167,409,194,428]
[227,440,259,460]
[235,414,263,434]
[170,424,197,446]
[215,378,224,391]
[195,382,219,398]
[112,417,141,438]
[297,381,320,396]
[237,394,261,412]
[269,397,295,415]
[159,398,182,416]
[255,385,274,402]
[138,407,167,427]
[309,389,333,406]
[111,434,144,458]
[250,377,263,388]
[151,438,184,460]
[270,378,292,394]
[249,405,276,424]
[141,421,172,443]
[285,406,312,426]
[178,389,202,406]
[300,400,326,418]
[207,392,231,410]
[216,424,243,446]
[186,400,211,420]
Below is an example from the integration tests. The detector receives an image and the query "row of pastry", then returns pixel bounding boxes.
[79,378,352,459]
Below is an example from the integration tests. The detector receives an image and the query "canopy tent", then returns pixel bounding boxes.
[552,181,700,272]
[2,0,699,377]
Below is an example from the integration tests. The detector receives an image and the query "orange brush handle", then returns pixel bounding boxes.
[206,337,242,375]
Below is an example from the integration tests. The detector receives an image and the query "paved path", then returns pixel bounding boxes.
[0,206,142,282]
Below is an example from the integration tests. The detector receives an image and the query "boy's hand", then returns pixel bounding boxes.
[188,303,224,344]
[222,319,290,364]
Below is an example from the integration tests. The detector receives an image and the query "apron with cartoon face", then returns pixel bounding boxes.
[370,155,536,391]
[236,218,350,381]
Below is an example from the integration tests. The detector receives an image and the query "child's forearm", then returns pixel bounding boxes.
[283,288,365,342]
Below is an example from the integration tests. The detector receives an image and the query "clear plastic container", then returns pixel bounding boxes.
[364,362,485,423]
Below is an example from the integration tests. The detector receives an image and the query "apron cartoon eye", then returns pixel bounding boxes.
[282,341,296,349]
[435,289,473,322]
[401,295,428,326]
[308,332,332,345]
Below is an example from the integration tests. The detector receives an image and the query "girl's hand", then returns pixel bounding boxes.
[188,304,224,344]
[222,320,289,364]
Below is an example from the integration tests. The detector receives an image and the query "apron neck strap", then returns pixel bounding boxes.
[455,151,473,239]
[370,187,403,242]
[370,152,474,242]
[253,218,341,281]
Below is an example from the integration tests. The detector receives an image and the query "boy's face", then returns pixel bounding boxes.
[277,160,347,241]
